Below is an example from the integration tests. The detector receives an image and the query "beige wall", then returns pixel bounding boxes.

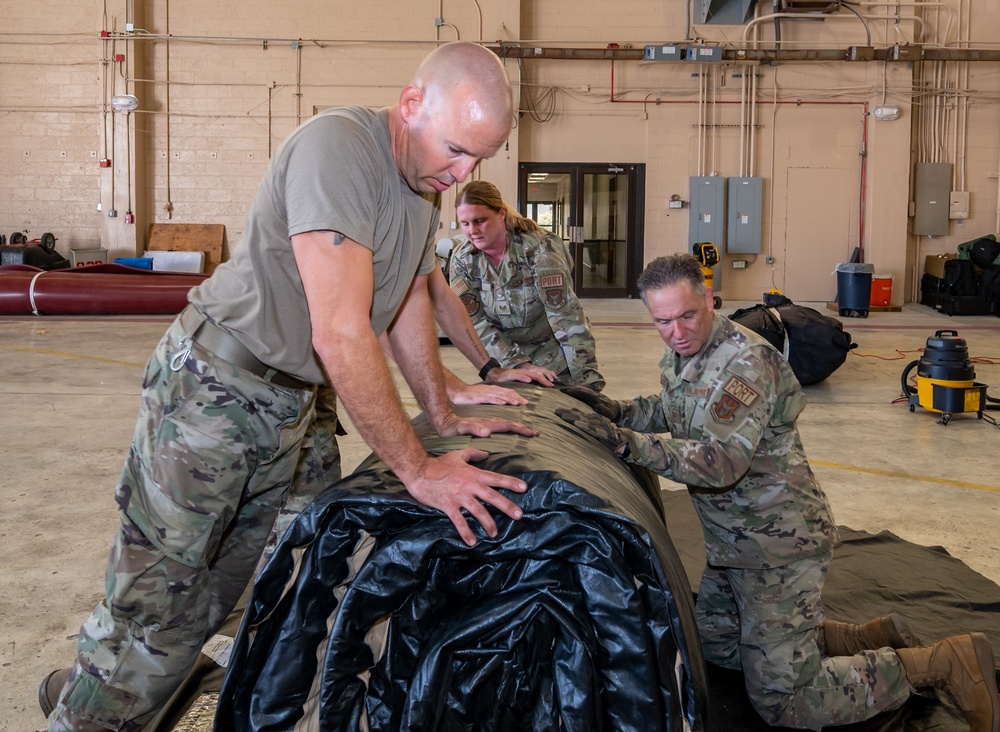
[2,0,998,303]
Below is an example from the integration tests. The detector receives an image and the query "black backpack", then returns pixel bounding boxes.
[730,303,857,385]
[968,237,1000,269]
[943,258,979,296]
[981,267,1000,301]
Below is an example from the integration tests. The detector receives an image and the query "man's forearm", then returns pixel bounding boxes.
[388,280,457,431]
[444,321,499,375]
[319,330,431,485]
[429,269,550,385]
[619,394,670,432]
[428,268,491,370]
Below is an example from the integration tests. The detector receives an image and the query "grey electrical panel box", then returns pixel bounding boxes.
[644,44,682,61]
[910,163,952,236]
[727,176,763,254]
[685,45,724,62]
[689,176,726,251]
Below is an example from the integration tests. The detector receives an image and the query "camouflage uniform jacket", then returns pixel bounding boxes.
[620,313,839,569]
[448,229,604,390]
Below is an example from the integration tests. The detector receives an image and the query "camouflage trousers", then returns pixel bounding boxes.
[696,552,911,730]
[257,384,342,573]
[48,316,341,731]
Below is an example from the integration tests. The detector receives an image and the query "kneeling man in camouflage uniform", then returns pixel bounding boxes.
[559,253,999,731]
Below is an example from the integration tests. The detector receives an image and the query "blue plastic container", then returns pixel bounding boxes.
[114,257,154,270]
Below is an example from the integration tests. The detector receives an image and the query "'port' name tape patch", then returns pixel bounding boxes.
[722,375,759,408]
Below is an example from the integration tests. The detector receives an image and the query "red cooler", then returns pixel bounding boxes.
[871,274,893,306]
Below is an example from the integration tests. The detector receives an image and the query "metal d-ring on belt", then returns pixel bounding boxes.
[177,305,309,390]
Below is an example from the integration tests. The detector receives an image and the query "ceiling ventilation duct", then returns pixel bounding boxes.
[776,0,842,12]
[695,0,840,25]
[694,0,756,25]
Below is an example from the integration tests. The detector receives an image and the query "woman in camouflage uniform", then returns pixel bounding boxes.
[448,180,605,391]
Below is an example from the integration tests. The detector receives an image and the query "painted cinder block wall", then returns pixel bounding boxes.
[1,0,997,303]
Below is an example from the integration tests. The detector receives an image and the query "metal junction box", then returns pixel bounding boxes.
[644,44,682,61]
[727,176,763,254]
[686,45,724,63]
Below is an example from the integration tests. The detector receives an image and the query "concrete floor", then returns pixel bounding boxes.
[2,299,999,731]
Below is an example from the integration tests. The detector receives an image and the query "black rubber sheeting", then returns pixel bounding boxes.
[213,386,708,731]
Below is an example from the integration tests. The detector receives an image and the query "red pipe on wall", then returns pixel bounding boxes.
[0,264,208,316]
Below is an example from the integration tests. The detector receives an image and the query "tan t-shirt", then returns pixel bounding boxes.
[190,107,439,384]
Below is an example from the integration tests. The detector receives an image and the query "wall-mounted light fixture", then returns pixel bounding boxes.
[111,94,139,112]
[872,104,901,121]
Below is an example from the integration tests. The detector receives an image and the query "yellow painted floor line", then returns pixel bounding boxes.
[0,343,145,369]
[811,459,1000,494]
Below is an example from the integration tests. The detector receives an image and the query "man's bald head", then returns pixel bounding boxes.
[391,42,514,194]
[410,42,514,127]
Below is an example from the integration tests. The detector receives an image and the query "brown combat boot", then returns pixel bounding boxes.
[38,667,72,718]
[896,633,1000,732]
[819,613,922,657]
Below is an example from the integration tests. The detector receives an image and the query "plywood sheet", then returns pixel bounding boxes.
[146,224,225,273]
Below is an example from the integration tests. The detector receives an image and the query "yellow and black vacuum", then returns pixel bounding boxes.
[693,242,723,309]
[901,330,989,425]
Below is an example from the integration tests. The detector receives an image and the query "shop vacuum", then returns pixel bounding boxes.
[901,329,1000,425]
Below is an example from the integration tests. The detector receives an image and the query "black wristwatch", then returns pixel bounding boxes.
[620,441,631,460]
[478,357,501,381]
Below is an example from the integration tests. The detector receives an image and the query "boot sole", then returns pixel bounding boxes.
[38,668,61,718]
[969,632,1000,732]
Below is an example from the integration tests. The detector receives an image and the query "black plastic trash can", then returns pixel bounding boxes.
[836,262,875,317]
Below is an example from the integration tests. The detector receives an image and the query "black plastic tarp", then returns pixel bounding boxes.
[213,386,708,731]
[661,489,1000,731]
[154,455,1000,730]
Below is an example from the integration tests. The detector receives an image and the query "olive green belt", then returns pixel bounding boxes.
[178,305,310,391]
